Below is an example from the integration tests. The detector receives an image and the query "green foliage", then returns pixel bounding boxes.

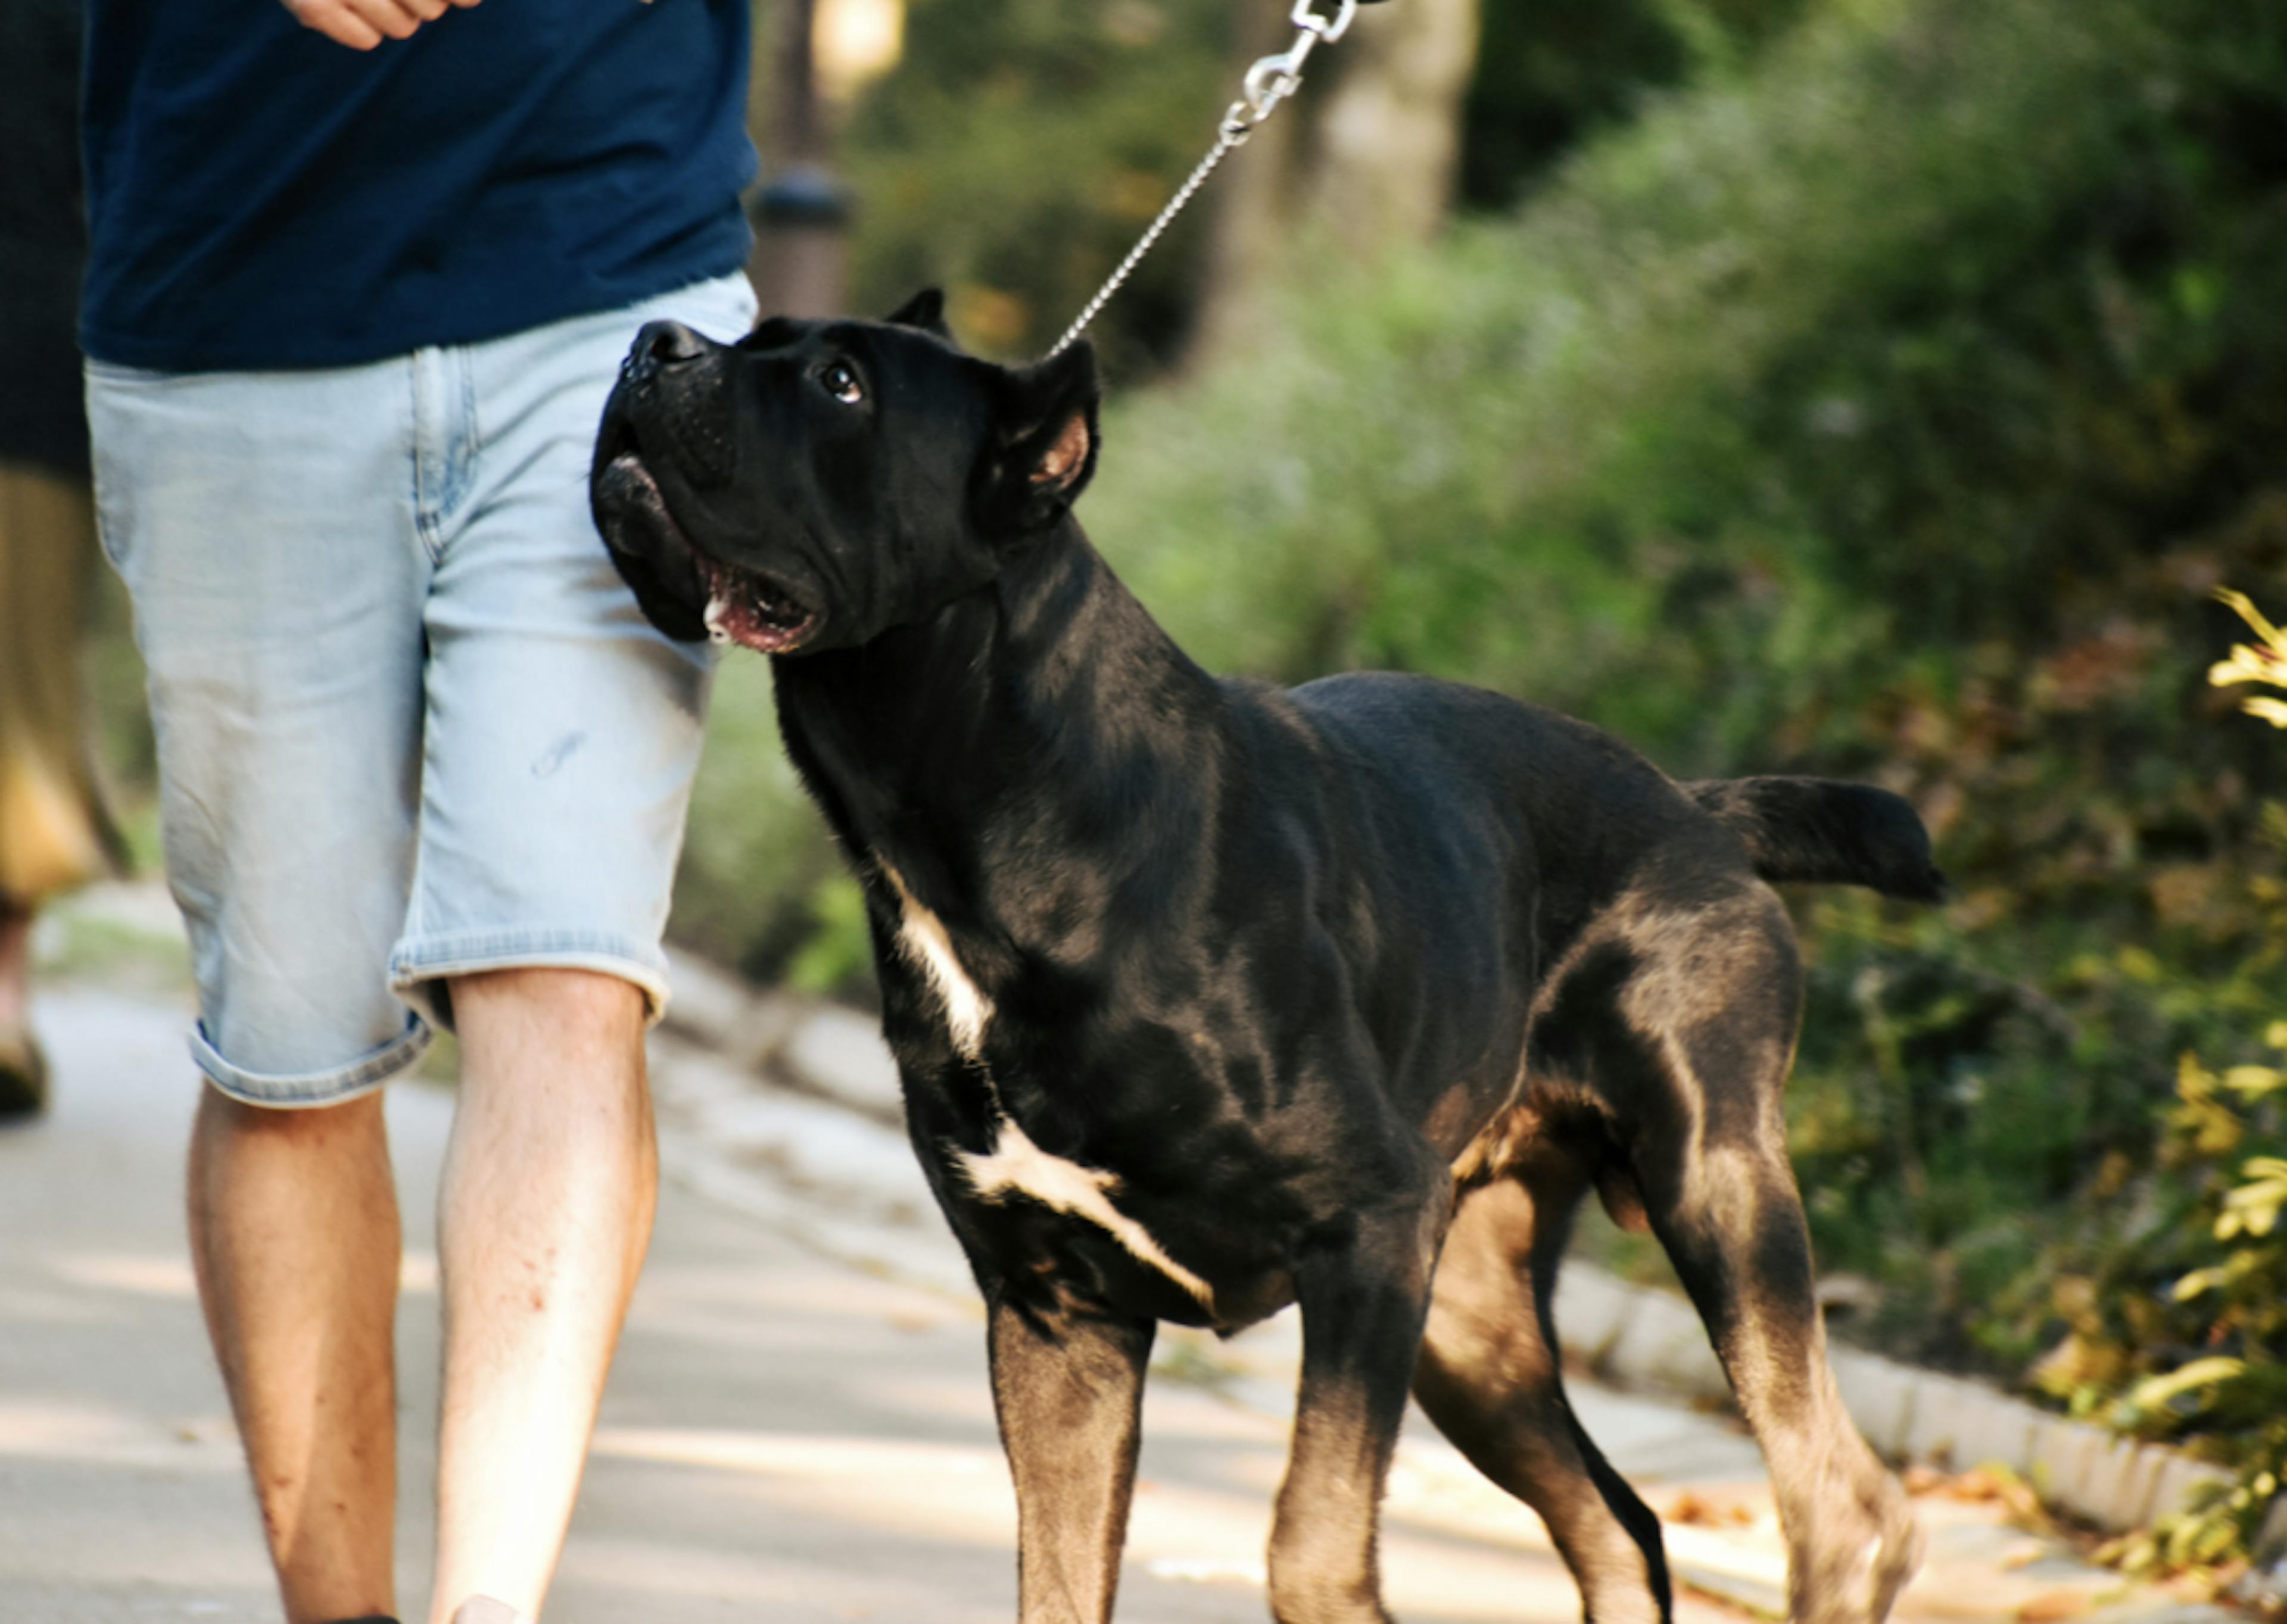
[785,872,877,998]
[1460,0,1814,209]
[672,655,848,985]
[2048,1036,2287,1583]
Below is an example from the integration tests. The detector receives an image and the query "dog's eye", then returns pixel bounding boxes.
[820,361,864,406]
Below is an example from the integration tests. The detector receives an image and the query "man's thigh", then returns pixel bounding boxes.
[392,273,759,1031]
[86,358,432,1103]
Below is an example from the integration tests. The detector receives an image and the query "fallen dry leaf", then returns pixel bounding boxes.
[1947,1466,2008,1502]
[1903,1464,1949,1496]
[1665,1489,1756,1527]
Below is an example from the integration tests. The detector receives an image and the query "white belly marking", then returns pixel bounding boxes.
[959,1115,1215,1311]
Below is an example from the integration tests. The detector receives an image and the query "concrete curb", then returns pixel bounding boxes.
[659,948,2254,1551]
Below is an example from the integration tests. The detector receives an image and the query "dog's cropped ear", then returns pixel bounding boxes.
[886,287,952,338]
[979,342,1101,540]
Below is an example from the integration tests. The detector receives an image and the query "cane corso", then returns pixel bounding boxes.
[591,292,1934,1624]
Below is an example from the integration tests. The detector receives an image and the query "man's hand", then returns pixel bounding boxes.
[282,0,479,51]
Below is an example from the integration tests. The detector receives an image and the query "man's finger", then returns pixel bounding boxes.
[286,0,432,46]
[340,0,423,42]
[285,0,384,49]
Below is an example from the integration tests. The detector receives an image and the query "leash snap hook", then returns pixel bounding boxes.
[1241,45,1309,122]
[1291,0,1359,43]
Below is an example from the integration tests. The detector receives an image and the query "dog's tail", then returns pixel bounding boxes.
[1682,776,1947,902]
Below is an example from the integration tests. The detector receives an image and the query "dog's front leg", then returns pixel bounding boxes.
[987,1286,1156,1624]
[1267,1187,1452,1624]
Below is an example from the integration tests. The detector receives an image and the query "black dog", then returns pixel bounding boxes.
[592,293,1935,1624]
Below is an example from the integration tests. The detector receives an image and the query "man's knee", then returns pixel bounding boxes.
[196,1080,388,1145]
[446,966,648,1051]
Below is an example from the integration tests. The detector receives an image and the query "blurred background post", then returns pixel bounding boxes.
[747,0,906,316]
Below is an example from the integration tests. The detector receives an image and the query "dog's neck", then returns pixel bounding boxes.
[769,520,1226,946]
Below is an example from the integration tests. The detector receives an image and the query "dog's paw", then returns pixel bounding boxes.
[1790,1488,1923,1624]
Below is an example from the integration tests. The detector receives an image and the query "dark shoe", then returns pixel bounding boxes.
[0,1027,45,1119]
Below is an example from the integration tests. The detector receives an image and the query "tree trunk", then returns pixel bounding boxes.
[1304,0,1482,255]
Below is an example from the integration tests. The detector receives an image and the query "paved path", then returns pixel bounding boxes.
[0,942,2232,1624]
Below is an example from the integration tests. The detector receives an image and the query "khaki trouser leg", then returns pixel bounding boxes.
[0,459,120,910]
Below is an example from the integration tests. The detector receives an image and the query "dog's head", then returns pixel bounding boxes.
[590,289,1100,653]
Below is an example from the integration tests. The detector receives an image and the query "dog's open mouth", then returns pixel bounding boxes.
[597,450,820,654]
[696,553,817,653]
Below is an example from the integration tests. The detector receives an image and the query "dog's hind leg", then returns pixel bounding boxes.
[987,1288,1155,1624]
[1630,1020,1921,1624]
[1267,1171,1454,1624]
[1413,1167,1674,1624]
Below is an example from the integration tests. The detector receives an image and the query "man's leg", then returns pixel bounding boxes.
[188,1088,402,1624]
[395,270,756,1622]
[89,356,436,1620]
[427,967,656,1624]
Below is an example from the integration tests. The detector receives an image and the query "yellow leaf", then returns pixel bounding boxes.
[2216,588,2287,660]
[2126,1356,2245,1408]
[2172,1267,2226,1301]
[2211,649,2283,689]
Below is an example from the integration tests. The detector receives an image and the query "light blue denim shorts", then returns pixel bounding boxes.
[87,273,759,1108]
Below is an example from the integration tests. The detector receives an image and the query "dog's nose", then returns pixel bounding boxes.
[635,320,708,366]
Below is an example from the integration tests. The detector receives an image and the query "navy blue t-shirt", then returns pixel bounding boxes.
[81,0,754,372]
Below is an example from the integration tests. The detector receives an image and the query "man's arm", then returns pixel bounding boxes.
[283,0,478,52]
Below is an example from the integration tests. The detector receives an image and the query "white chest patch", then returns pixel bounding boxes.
[881,864,994,1059]
[958,1115,1215,1311]
[878,864,1211,1311]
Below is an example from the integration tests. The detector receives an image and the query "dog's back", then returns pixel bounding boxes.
[1270,668,1940,979]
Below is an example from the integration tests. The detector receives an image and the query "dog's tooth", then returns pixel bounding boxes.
[704,593,734,645]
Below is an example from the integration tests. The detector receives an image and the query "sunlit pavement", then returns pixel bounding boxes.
[1,961,2230,1624]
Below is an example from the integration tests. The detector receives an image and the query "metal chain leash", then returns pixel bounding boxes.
[1044,0,1361,359]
